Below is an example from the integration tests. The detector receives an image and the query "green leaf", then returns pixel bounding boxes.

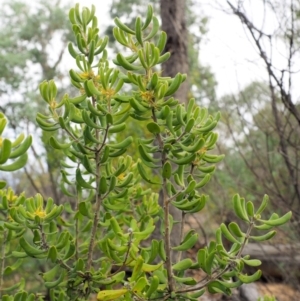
[146,122,161,134]
[228,222,245,238]
[258,211,292,227]
[172,258,193,271]
[47,246,58,263]
[97,289,128,301]
[242,258,261,267]
[0,153,28,172]
[79,202,91,217]
[250,230,276,241]
[207,280,231,295]
[0,180,6,189]
[172,230,198,251]
[173,275,197,285]
[3,259,23,276]
[132,276,147,293]
[49,136,70,150]
[237,270,262,283]
[0,139,12,164]
[162,161,172,179]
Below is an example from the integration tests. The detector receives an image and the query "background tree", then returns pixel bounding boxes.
[201,0,300,290]
[160,0,189,102]
[223,0,300,220]
[0,0,74,200]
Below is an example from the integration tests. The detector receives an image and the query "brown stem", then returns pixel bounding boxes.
[176,212,186,264]
[175,266,230,294]
[177,164,195,262]
[37,224,71,272]
[192,214,208,247]
[24,167,43,195]
[86,133,101,271]
[163,176,174,292]
[86,97,109,270]
[57,259,72,271]
[237,219,254,258]
[152,108,174,292]
[63,127,96,152]
[111,232,133,276]
[39,225,49,250]
[176,220,255,294]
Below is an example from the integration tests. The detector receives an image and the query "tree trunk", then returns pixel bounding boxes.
[160,0,189,104]
[157,0,189,255]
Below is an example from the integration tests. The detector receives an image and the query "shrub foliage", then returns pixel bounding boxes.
[0,4,291,301]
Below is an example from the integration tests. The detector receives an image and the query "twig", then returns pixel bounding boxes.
[227,0,300,126]
[152,108,174,292]
[24,167,43,195]
[39,225,49,250]
[86,97,110,270]
[86,128,102,270]
[176,220,255,294]
[111,232,133,276]
[176,211,186,263]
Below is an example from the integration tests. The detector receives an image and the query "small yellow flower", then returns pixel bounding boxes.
[101,87,115,98]
[49,100,57,110]
[192,147,208,166]
[7,214,14,222]
[118,173,125,181]
[8,194,17,203]
[80,70,95,80]
[140,90,154,103]
[197,147,207,155]
[7,188,17,203]
[33,207,47,218]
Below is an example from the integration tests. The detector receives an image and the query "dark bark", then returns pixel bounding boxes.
[160,0,189,104]
[157,0,189,255]
[141,0,190,255]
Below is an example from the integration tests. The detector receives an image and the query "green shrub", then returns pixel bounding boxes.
[0,3,291,301]
[0,113,32,189]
